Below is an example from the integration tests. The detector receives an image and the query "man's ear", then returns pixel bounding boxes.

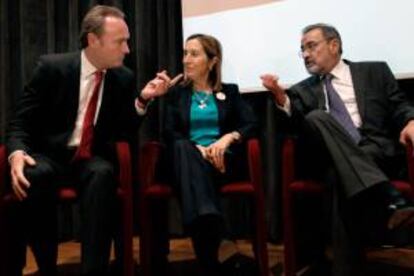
[330,38,340,54]
[87,32,99,48]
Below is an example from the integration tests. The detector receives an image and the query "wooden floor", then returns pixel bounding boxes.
[22,238,414,275]
[23,238,284,275]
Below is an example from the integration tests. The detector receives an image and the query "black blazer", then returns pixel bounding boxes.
[287,60,414,157]
[164,83,257,144]
[6,51,140,161]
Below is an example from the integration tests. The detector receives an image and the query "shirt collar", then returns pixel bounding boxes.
[81,50,106,78]
[329,59,349,81]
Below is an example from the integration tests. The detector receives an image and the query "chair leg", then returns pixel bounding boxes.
[282,189,297,276]
[140,198,152,276]
[252,197,269,276]
[140,198,170,276]
[123,194,134,276]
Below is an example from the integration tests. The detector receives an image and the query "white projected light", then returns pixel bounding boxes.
[182,0,414,92]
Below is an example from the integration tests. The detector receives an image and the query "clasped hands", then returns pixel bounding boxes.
[196,133,237,173]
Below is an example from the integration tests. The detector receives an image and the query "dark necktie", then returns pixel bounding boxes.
[324,74,361,143]
[72,71,104,161]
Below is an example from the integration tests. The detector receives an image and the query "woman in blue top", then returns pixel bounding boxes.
[164,34,257,274]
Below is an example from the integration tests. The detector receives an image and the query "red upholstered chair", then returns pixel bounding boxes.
[0,142,134,276]
[281,136,414,276]
[138,138,269,276]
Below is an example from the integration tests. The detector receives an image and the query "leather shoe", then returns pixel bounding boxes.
[387,204,414,230]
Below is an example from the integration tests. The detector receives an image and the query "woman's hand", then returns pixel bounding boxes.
[206,132,239,173]
[195,144,208,159]
[196,142,227,173]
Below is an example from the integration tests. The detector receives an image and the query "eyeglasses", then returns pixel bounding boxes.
[298,39,327,58]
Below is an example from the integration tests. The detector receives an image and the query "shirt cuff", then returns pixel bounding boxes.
[135,97,150,115]
[275,96,292,116]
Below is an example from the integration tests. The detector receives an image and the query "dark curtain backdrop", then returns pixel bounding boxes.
[0,0,282,241]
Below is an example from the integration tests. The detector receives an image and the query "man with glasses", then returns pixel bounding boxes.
[262,23,414,274]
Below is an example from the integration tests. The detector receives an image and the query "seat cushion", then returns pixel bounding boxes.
[220,181,254,194]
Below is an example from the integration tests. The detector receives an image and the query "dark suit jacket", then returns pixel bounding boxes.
[164,83,257,144]
[287,60,414,159]
[6,51,140,162]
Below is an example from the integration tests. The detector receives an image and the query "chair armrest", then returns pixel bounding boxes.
[406,141,414,185]
[247,138,262,191]
[281,136,296,190]
[138,141,164,191]
[116,142,132,193]
[0,144,6,192]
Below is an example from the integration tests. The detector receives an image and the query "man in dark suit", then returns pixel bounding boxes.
[261,23,414,274]
[6,5,180,276]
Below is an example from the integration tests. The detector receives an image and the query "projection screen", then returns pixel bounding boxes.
[182,0,414,92]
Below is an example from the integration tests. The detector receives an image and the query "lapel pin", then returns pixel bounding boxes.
[216,92,226,101]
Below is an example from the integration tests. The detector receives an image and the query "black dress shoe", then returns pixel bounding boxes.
[387,204,414,230]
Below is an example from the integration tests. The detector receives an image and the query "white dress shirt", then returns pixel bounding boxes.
[67,51,105,147]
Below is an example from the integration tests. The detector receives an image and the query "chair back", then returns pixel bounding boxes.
[138,141,164,190]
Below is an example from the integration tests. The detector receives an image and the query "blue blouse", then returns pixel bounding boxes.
[189,91,219,146]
